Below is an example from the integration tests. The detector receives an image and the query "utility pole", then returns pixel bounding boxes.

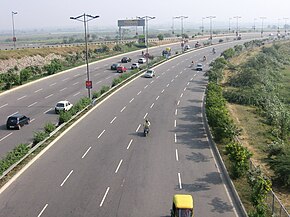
[233,16,241,37]
[228,17,232,34]
[11,11,18,49]
[253,18,257,32]
[202,17,205,35]
[260,17,267,38]
[206,16,216,44]
[174,16,188,52]
[138,16,155,69]
[70,13,100,99]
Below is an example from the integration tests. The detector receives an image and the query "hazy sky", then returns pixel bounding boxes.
[0,0,290,31]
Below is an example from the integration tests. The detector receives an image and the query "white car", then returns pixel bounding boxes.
[131,63,140,69]
[196,63,203,71]
[144,69,155,78]
[55,100,73,114]
[138,58,147,64]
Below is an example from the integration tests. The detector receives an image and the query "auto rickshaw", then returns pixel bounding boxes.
[171,194,194,217]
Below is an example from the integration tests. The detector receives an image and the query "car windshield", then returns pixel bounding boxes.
[146,70,153,74]
[197,64,202,67]
[56,103,65,107]
[7,117,17,123]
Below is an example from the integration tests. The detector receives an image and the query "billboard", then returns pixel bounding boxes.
[118,19,145,27]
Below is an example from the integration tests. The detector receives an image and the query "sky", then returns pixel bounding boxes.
[0,0,290,32]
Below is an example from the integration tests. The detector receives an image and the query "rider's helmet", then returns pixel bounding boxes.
[145,119,149,123]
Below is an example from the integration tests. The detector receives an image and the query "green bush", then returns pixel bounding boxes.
[59,111,72,124]
[92,91,101,99]
[0,144,30,175]
[113,44,122,52]
[44,122,56,134]
[43,59,62,75]
[100,85,110,94]
[221,48,235,60]
[33,131,48,145]
[20,68,32,83]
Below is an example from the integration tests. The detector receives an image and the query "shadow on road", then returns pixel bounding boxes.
[209,197,234,213]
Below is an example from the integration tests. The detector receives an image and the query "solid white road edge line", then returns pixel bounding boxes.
[100,187,110,207]
[60,170,73,187]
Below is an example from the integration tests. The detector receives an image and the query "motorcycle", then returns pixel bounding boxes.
[203,56,207,61]
[144,127,149,137]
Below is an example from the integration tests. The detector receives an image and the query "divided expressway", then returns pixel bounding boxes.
[0,34,260,216]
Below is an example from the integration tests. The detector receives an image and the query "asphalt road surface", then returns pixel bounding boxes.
[0,38,258,216]
[0,33,260,158]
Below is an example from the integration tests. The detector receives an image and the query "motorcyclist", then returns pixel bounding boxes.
[141,51,144,56]
[212,48,216,54]
[203,56,206,61]
[143,119,151,132]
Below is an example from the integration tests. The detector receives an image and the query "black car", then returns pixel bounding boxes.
[6,114,30,130]
[111,63,121,70]
[121,57,131,63]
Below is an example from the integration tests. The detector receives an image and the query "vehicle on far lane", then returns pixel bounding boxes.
[121,57,131,63]
[138,58,147,64]
[131,63,140,69]
[6,114,30,130]
[117,65,127,73]
[111,63,121,70]
[55,100,73,114]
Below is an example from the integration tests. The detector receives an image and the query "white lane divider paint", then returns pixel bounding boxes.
[144,85,148,89]
[171,66,175,69]
[73,92,81,97]
[144,113,148,119]
[166,69,170,72]
[166,84,170,87]
[194,74,197,77]
[94,73,100,77]
[60,170,73,187]
[62,78,69,81]
[183,68,186,71]
[137,91,142,95]
[179,71,182,74]
[17,95,27,100]
[162,72,165,75]
[49,82,56,86]
[115,159,123,173]
[127,139,133,150]
[96,80,102,84]
[190,78,193,81]
[98,130,106,139]
[187,82,190,86]
[178,173,182,189]
[175,75,178,78]
[177,100,180,106]
[184,87,186,91]
[175,109,177,115]
[120,106,126,112]
[34,88,43,93]
[45,94,53,99]
[60,87,67,92]
[28,102,37,107]
[180,93,183,98]
[82,147,92,159]
[150,80,154,84]
[174,133,177,143]
[175,149,179,161]
[0,133,13,142]
[110,117,117,124]
[156,76,160,79]
[37,204,48,217]
[156,96,160,101]
[171,79,174,83]
[43,108,52,114]
[0,103,8,109]
[8,111,19,117]
[129,98,134,103]
[174,120,176,128]
[100,187,110,207]
[136,124,141,132]
[73,73,80,77]
[73,82,79,86]
[105,76,111,80]
[150,103,154,108]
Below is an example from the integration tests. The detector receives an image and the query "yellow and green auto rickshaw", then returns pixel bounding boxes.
[171,194,194,217]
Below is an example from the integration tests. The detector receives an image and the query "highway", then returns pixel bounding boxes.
[0,38,257,216]
[0,33,255,158]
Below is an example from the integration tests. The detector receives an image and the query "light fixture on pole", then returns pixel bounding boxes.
[233,16,241,37]
[206,16,216,44]
[137,16,155,70]
[11,11,18,49]
[70,13,100,99]
[260,17,266,38]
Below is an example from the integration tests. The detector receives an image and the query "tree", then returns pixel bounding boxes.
[157,34,164,41]
[20,68,32,84]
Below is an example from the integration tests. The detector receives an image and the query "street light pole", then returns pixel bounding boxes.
[138,16,155,70]
[260,17,266,38]
[70,13,100,99]
[233,16,241,37]
[202,17,205,35]
[283,17,289,36]
[253,18,257,32]
[278,18,281,35]
[228,17,232,34]
[206,16,216,44]
[174,16,188,52]
[11,11,17,49]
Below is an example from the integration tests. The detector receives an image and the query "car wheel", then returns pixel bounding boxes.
[17,124,21,130]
